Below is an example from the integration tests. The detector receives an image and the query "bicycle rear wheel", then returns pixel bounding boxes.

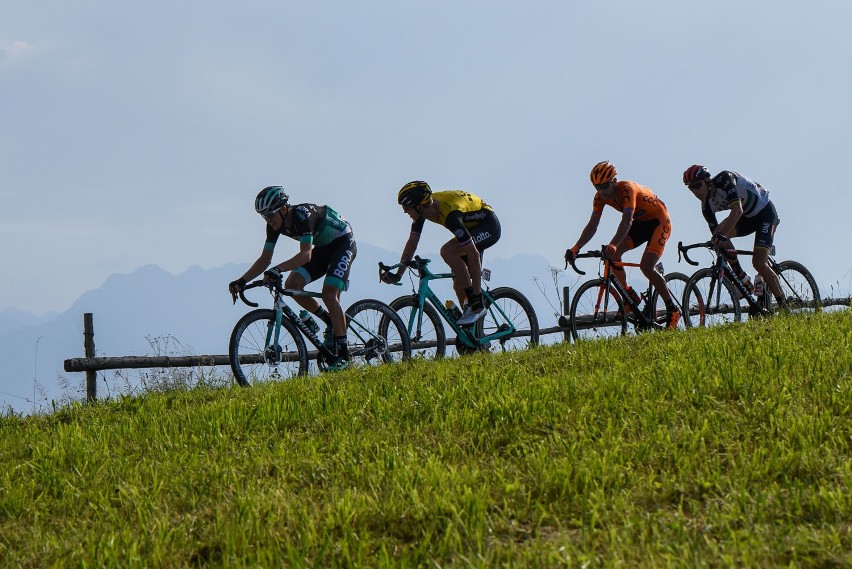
[650,272,691,331]
[389,295,446,358]
[346,299,412,366]
[771,260,821,314]
[475,287,539,352]
[683,268,741,327]
[570,279,628,341]
[229,309,308,386]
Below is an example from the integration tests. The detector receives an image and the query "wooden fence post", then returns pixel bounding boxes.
[83,313,96,402]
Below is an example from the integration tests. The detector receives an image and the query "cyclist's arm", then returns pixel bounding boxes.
[239,248,275,283]
[714,201,743,238]
[396,231,421,276]
[701,201,719,233]
[571,210,602,250]
[609,208,633,247]
[274,240,313,273]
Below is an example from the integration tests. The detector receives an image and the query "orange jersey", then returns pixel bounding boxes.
[592,180,668,222]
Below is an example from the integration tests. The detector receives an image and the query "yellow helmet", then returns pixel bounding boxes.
[590,161,617,185]
[397,180,432,208]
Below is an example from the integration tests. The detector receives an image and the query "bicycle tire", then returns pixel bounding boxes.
[346,299,412,366]
[772,260,821,314]
[389,295,446,359]
[683,267,741,327]
[650,272,692,331]
[475,287,539,352]
[569,279,628,341]
[228,309,308,386]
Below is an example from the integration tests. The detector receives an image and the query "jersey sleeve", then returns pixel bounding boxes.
[715,171,742,207]
[264,224,280,252]
[292,205,317,245]
[409,217,426,236]
[701,201,719,231]
[591,194,605,216]
[619,184,637,214]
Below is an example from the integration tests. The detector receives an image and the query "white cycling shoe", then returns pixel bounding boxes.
[457,305,486,326]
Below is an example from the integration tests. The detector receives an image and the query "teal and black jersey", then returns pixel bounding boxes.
[264,204,352,251]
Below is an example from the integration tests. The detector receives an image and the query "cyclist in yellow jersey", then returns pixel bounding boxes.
[383,181,501,325]
[565,161,680,329]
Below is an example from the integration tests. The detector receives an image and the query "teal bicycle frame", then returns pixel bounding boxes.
[385,257,519,350]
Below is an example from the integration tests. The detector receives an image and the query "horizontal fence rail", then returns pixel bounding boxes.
[65,297,850,400]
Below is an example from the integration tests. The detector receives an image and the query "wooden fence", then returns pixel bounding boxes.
[64,294,849,402]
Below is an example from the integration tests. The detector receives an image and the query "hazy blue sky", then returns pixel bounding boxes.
[3,0,851,315]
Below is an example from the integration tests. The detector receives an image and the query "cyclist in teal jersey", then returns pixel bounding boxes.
[229,186,357,367]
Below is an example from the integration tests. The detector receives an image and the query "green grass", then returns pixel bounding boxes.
[1,311,851,567]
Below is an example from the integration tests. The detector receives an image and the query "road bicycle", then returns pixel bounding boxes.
[565,248,689,341]
[378,256,539,358]
[678,240,821,328]
[228,280,411,386]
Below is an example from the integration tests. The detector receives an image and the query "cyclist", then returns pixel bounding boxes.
[565,161,680,329]
[228,186,357,369]
[382,180,501,326]
[682,165,785,310]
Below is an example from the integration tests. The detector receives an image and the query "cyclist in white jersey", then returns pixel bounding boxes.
[682,165,786,308]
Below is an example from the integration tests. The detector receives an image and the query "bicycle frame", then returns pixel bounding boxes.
[240,282,383,364]
[679,242,770,315]
[381,257,518,349]
[573,252,661,332]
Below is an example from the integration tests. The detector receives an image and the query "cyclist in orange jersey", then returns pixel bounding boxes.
[564,161,680,329]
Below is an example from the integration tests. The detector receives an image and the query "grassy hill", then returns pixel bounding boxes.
[1,311,850,567]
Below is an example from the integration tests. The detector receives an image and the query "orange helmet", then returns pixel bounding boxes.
[590,161,617,185]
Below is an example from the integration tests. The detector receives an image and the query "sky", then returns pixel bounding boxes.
[2,0,852,316]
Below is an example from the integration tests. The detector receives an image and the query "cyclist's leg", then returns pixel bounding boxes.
[321,236,357,359]
[750,203,782,301]
[456,215,501,324]
[284,270,317,312]
[640,217,673,306]
[440,237,473,306]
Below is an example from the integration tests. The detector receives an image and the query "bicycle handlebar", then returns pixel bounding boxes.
[677,241,712,266]
[378,256,433,283]
[235,279,322,308]
[237,280,267,308]
[565,248,604,276]
[677,240,758,267]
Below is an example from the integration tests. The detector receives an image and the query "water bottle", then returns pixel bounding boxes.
[445,300,463,321]
[753,275,765,297]
[298,310,320,335]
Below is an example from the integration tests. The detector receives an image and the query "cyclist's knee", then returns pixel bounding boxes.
[285,271,307,289]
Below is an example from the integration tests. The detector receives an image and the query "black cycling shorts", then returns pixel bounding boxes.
[735,201,779,250]
[468,210,501,253]
[294,233,357,291]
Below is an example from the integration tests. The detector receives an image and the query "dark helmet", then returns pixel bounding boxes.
[590,161,617,185]
[397,180,432,208]
[683,165,711,185]
[254,186,288,215]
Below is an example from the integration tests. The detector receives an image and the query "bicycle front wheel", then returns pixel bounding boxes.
[570,279,628,341]
[346,299,412,366]
[228,309,308,386]
[475,287,539,352]
[683,268,741,328]
[773,260,821,314]
[389,295,446,359]
[650,272,692,331]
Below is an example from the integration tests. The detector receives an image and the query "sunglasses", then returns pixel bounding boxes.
[261,210,279,220]
[687,181,704,191]
[594,182,612,191]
